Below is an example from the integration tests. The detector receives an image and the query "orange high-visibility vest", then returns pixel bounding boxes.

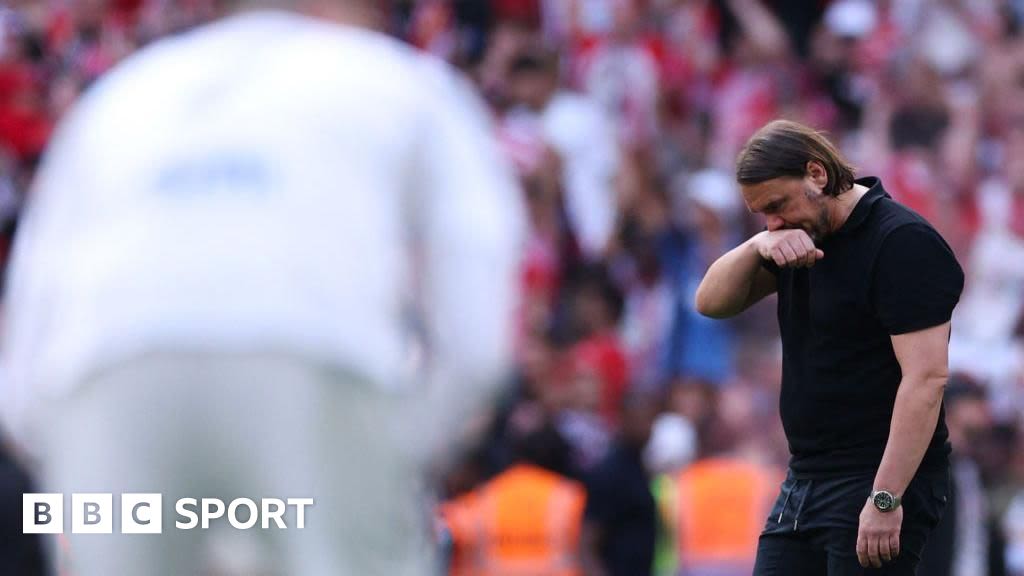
[442,464,586,576]
[674,458,781,573]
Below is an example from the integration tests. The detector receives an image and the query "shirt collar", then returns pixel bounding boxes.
[834,176,889,235]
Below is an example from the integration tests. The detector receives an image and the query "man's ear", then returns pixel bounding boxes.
[806,161,828,192]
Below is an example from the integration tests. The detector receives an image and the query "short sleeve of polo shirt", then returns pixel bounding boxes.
[761,258,781,275]
[871,223,964,335]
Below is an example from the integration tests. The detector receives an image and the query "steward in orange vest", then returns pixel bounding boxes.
[441,426,587,576]
[670,457,781,576]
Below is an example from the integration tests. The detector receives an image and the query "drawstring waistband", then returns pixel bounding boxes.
[792,480,813,530]
[777,479,815,530]
[777,484,793,523]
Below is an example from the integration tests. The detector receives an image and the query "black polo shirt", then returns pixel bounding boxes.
[765,177,964,478]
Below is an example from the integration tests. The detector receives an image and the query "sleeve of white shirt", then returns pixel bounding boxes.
[1,104,91,452]
[411,59,525,409]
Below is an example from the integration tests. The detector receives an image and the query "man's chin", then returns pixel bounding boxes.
[805,226,828,244]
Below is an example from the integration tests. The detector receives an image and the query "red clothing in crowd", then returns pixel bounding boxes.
[572,332,628,428]
[0,63,51,160]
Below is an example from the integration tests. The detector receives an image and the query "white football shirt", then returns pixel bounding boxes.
[2,10,525,444]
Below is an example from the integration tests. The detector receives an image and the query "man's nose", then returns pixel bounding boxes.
[766,215,785,231]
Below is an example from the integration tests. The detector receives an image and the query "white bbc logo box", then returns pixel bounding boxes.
[24,493,162,534]
[24,494,311,533]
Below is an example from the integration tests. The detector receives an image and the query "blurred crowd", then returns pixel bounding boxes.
[3,0,1024,575]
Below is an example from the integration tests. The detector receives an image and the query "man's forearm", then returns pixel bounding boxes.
[872,376,946,497]
[694,237,765,318]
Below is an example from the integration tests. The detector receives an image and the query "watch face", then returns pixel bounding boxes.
[873,491,895,511]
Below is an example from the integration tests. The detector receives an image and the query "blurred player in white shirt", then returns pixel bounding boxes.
[1,1,525,574]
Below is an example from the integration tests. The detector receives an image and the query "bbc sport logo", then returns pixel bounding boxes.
[24,494,314,534]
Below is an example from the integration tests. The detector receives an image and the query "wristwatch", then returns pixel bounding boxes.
[870,490,901,512]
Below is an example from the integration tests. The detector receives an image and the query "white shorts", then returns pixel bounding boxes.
[39,352,438,576]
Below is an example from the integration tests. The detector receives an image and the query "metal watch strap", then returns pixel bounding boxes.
[871,490,901,512]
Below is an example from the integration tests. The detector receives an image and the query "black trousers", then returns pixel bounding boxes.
[753,468,950,576]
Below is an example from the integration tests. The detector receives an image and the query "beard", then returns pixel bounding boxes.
[803,188,833,243]
[805,210,831,243]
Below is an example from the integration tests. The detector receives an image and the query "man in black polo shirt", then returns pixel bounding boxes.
[695,119,964,575]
